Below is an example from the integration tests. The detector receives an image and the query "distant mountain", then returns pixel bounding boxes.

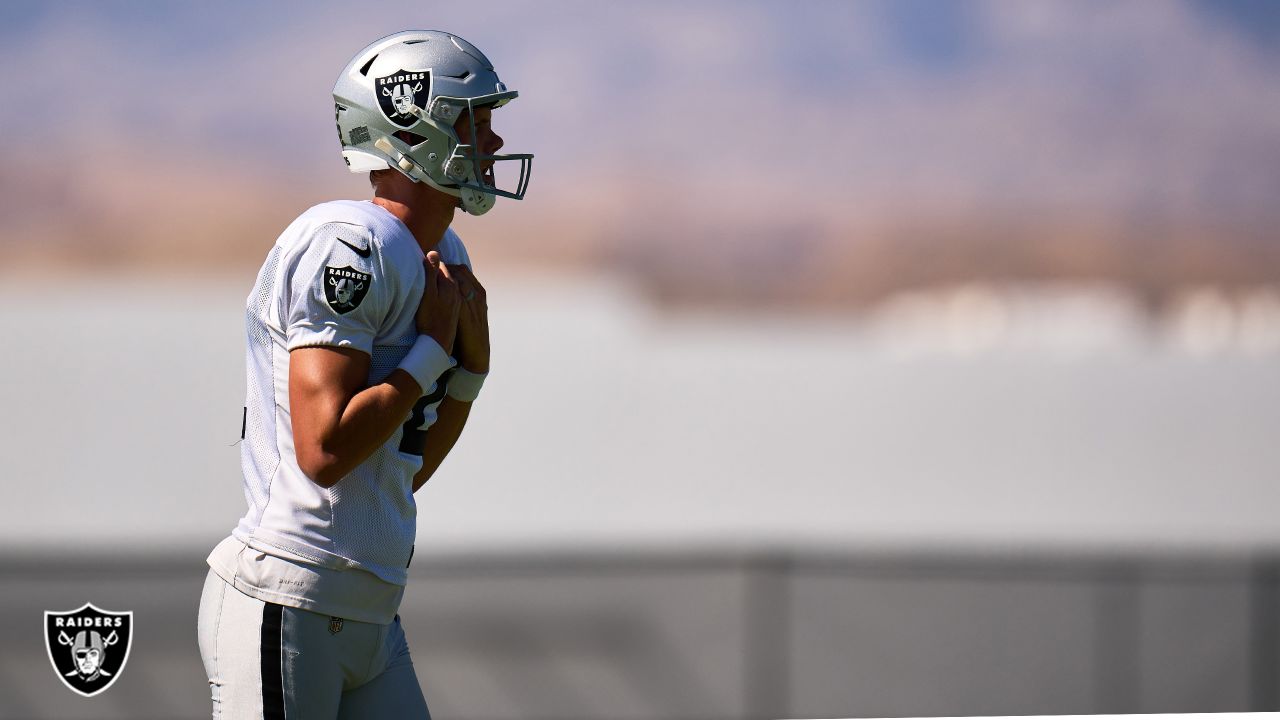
[3,0,1278,309]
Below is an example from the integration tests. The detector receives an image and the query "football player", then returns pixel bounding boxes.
[196,30,532,719]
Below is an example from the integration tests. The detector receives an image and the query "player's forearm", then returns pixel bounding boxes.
[411,396,472,492]
[298,369,422,487]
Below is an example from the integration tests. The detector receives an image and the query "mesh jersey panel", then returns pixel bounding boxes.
[241,244,283,518]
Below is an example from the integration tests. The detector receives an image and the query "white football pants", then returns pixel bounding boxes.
[197,570,431,719]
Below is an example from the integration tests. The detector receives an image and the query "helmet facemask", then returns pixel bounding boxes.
[434,95,532,215]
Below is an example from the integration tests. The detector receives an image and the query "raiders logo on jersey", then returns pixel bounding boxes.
[324,266,372,314]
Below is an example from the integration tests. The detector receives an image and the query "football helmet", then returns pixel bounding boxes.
[333,30,532,216]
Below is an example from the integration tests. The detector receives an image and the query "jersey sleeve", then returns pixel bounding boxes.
[283,222,397,356]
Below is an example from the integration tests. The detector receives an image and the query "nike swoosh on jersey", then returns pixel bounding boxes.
[337,237,372,258]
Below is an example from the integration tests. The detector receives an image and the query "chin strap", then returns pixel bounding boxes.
[373,136,420,175]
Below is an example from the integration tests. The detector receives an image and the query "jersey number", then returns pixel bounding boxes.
[398,372,451,456]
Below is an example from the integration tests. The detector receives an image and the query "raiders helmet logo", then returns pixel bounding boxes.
[44,603,133,698]
[375,69,431,129]
[325,266,372,314]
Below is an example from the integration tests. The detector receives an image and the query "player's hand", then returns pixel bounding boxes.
[448,264,490,374]
[416,251,461,354]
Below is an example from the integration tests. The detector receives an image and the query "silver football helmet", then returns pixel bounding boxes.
[333,30,532,216]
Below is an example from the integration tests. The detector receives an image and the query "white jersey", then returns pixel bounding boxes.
[232,199,469,587]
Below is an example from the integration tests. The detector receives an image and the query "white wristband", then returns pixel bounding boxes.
[397,335,456,395]
[446,367,487,402]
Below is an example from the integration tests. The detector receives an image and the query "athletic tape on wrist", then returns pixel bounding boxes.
[397,335,456,394]
[446,367,487,402]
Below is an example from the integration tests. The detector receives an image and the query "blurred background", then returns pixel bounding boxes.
[3,1,1280,718]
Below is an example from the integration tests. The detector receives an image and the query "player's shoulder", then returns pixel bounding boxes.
[437,226,471,268]
[288,201,418,265]
[296,200,384,243]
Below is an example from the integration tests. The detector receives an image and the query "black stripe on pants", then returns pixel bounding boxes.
[261,603,286,720]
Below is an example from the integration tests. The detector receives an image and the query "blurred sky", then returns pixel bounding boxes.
[1,0,1279,301]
